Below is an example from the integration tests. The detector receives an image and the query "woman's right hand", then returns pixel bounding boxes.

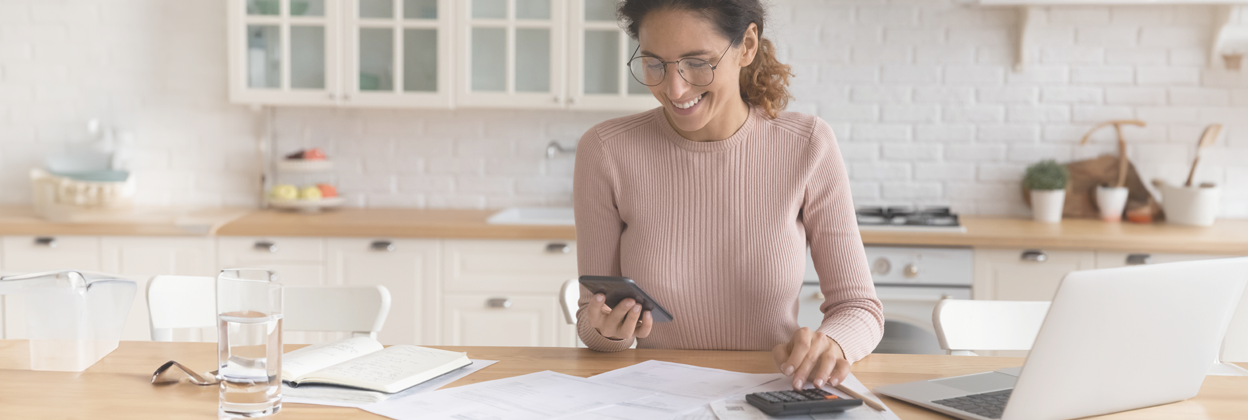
[586,294,654,341]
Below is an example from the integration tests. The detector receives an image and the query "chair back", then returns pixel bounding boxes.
[147,275,217,342]
[284,285,391,339]
[559,278,578,325]
[933,299,1050,356]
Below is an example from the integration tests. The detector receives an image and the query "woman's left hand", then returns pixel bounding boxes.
[771,327,851,390]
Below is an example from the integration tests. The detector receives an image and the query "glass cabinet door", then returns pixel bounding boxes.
[346,0,453,107]
[230,0,340,105]
[567,0,657,110]
[457,0,566,108]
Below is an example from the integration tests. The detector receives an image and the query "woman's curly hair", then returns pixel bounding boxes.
[619,0,794,119]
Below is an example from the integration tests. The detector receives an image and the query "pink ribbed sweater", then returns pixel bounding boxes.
[573,106,884,362]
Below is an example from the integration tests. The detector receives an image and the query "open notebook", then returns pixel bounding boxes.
[282,337,471,394]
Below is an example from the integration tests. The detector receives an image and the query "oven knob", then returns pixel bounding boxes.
[810,292,824,301]
[871,258,891,275]
[903,263,919,278]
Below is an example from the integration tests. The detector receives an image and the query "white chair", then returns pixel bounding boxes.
[932,299,1050,356]
[147,275,392,342]
[559,278,579,325]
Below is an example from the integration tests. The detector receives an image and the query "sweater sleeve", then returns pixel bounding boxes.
[572,127,635,352]
[802,118,885,363]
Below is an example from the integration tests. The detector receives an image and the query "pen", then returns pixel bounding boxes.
[831,383,887,412]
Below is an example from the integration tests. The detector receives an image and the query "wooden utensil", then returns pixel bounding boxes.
[1079,120,1146,188]
[1184,124,1222,187]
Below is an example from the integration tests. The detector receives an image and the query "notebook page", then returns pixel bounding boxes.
[282,337,384,381]
[307,345,468,391]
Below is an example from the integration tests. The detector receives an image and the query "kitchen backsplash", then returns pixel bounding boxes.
[1,0,1245,217]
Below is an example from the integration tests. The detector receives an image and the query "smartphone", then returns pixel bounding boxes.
[578,275,674,322]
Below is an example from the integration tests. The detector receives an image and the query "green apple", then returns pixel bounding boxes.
[300,186,322,200]
[271,184,298,200]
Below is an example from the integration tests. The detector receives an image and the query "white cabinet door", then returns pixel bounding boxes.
[100,237,218,342]
[228,0,342,106]
[1,236,102,340]
[441,293,565,346]
[326,238,440,345]
[973,248,1096,302]
[344,0,454,107]
[566,0,657,111]
[456,0,567,108]
[218,236,327,344]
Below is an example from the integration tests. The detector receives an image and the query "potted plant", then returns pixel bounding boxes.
[1025,160,1069,223]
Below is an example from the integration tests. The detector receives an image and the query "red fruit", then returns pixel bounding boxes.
[317,184,337,198]
[304,148,327,160]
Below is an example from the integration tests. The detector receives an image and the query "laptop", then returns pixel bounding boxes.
[876,258,1248,420]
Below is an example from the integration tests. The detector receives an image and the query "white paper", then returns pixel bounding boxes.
[708,374,901,420]
[283,359,497,408]
[282,337,384,380]
[363,370,653,420]
[578,360,786,420]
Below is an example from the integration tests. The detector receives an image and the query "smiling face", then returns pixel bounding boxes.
[636,9,756,138]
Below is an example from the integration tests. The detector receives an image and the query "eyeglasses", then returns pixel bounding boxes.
[627,43,733,87]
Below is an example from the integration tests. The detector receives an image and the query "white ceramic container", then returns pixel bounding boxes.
[1095,186,1130,222]
[1031,189,1066,224]
[1160,184,1221,226]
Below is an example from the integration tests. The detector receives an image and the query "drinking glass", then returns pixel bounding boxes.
[217,269,283,419]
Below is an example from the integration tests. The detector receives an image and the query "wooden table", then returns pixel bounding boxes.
[1,340,1245,419]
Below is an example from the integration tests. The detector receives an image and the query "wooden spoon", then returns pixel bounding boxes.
[1184,124,1222,187]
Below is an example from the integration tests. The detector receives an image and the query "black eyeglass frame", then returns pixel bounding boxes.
[625,42,734,87]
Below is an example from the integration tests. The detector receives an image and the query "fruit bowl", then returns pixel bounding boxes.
[268,197,345,213]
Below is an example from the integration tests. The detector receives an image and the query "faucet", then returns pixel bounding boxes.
[545,141,576,159]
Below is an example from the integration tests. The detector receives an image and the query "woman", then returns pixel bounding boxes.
[574,0,883,391]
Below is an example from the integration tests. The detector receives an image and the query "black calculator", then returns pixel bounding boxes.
[745,388,863,416]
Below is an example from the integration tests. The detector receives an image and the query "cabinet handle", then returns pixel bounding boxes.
[545,243,570,254]
[371,240,395,252]
[344,94,351,101]
[34,237,57,248]
[551,95,560,103]
[1126,253,1151,265]
[487,298,511,308]
[328,93,336,99]
[254,241,278,253]
[1020,250,1047,262]
[568,97,577,105]
[903,263,919,278]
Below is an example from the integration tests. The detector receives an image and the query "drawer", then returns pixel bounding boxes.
[2,236,102,273]
[442,239,577,293]
[441,293,566,347]
[217,237,324,265]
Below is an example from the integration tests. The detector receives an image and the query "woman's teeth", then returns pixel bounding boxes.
[674,93,704,109]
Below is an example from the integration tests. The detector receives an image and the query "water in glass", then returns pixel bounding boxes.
[218,310,283,419]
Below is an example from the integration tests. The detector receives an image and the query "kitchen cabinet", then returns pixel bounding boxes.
[567,0,657,110]
[228,0,343,106]
[973,248,1096,302]
[325,238,440,346]
[101,237,218,342]
[344,0,455,107]
[218,236,328,344]
[440,239,577,346]
[0,235,103,340]
[455,0,567,108]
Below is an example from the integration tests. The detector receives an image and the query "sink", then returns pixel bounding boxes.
[487,207,575,226]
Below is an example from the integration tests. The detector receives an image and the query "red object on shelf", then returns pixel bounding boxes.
[317,184,338,198]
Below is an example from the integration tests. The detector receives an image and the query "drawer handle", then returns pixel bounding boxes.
[1020,250,1047,262]
[34,237,57,248]
[1126,253,1151,265]
[545,243,570,254]
[371,240,395,252]
[487,298,512,309]
[254,241,278,253]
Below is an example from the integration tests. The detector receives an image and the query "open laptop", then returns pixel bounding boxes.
[876,258,1248,420]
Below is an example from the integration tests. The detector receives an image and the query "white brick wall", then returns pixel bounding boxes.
[1,0,1246,218]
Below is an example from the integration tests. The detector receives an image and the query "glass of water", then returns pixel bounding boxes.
[217,268,283,419]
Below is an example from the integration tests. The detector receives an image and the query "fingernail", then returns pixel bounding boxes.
[595,294,604,302]
[783,365,794,375]
[632,305,641,313]
[813,379,824,388]
[644,312,652,320]
[793,379,804,389]
[829,378,839,387]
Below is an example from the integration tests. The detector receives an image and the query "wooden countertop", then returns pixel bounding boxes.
[3,205,1247,255]
[2,340,1246,419]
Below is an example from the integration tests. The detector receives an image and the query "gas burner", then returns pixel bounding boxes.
[856,206,961,228]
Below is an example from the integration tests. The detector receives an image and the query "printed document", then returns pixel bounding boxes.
[362,370,652,420]
[577,360,785,419]
[709,373,902,420]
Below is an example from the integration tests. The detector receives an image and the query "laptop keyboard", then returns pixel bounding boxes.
[932,389,1012,419]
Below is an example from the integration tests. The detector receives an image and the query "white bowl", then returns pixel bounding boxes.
[269,196,345,213]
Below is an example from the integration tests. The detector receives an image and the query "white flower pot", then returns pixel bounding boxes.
[1160,184,1221,226]
[1031,189,1066,224]
[1095,186,1130,223]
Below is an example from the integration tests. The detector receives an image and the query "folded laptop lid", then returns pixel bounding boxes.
[1004,257,1248,420]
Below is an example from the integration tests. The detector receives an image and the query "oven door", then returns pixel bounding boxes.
[798,283,970,355]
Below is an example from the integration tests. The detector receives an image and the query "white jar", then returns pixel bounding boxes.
[1160,184,1221,226]
[1095,186,1130,223]
[1030,189,1066,224]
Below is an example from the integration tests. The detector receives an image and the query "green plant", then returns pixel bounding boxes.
[1024,160,1069,191]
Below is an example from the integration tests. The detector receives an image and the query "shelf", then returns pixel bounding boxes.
[276,159,334,173]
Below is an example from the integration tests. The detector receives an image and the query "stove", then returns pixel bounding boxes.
[856,206,966,233]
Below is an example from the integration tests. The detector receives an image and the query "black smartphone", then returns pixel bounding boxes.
[578,275,674,322]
